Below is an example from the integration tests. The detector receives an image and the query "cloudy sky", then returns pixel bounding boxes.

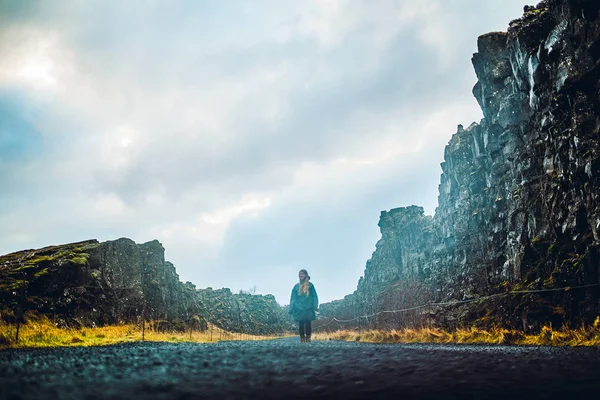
[0,0,526,305]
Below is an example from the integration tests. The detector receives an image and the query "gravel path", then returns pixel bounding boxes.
[1,338,599,399]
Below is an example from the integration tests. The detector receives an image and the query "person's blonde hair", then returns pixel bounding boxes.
[298,269,310,296]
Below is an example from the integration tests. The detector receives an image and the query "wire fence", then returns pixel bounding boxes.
[313,283,600,332]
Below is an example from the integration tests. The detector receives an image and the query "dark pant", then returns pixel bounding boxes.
[298,320,312,337]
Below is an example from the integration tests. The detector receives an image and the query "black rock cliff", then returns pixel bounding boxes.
[321,0,600,330]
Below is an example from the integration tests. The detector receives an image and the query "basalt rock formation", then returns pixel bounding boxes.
[0,238,198,326]
[196,288,290,335]
[320,0,600,330]
[0,238,288,334]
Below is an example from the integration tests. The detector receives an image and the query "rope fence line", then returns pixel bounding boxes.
[313,283,600,330]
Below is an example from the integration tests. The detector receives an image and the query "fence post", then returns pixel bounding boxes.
[15,306,21,344]
[141,301,146,342]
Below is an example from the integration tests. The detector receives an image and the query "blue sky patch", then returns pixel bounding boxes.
[0,91,44,163]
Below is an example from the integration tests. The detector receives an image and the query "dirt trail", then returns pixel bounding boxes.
[1,338,599,399]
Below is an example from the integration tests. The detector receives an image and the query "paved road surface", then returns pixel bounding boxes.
[1,338,599,399]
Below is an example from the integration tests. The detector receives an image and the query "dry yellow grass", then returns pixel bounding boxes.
[312,317,600,346]
[0,315,285,349]
[4,316,599,348]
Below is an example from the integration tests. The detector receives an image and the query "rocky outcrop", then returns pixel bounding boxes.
[0,238,197,326]
[320,0,600,330]
[0,238,288,334]
[196,288,290,335]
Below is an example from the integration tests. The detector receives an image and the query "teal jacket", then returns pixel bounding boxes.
[289,281,319,321]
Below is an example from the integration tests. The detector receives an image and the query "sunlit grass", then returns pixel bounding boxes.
[312,317,600,346]
[0,315,285,349]
[5,316,599,348]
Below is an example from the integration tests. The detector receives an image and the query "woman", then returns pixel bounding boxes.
[289,269,318,343]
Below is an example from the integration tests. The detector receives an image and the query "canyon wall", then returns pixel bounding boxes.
[320,0,600,330]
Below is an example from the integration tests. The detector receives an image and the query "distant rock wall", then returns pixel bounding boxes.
[196,288,290,334]
[320,0,600,330]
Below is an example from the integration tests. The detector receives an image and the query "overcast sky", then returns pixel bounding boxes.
[0,0,527,305]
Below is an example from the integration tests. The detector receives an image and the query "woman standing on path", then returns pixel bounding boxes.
[289,269,319,343]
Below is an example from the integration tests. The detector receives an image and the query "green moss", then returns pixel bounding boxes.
[12,264,39,272]
[33,268,49,278]
[53,250,75,259]
[70,256,88,265]
[25,255,55,265]
[31,249,91,266]
[71,244,98,253]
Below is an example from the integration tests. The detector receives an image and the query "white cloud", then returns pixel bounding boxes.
[202,195,272,225]
[99,125,144,170]
[0,27,77,95]
[92,192,127,218]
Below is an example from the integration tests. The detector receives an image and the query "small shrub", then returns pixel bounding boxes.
[172,318,187,332]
